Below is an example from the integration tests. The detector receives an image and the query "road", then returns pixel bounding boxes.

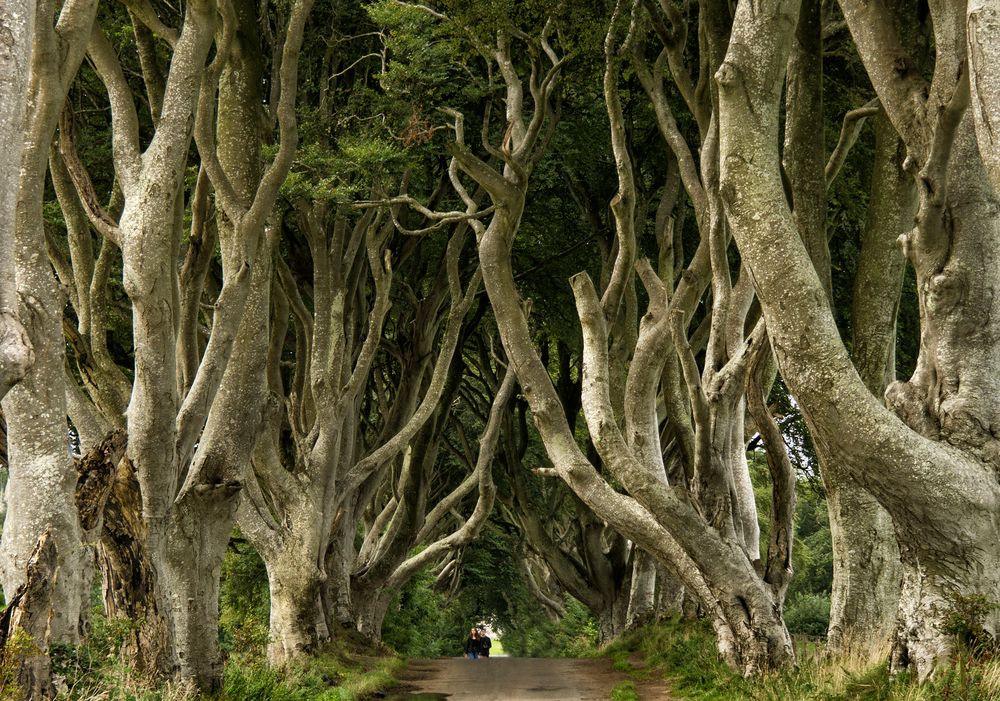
[388,656,652,700]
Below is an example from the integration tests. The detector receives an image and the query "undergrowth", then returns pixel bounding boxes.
[604,617,1000,701]
[43,608,404,701]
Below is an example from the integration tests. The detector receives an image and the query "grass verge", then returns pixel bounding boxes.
[49,634,404,700]
[603,618,1000,701]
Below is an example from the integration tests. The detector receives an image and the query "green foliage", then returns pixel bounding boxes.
[939,594,1000,668]
[54,609,402,701]
[0,628,39,701]
[381,524,601,660]
[221,652,404,701]
[749,451,834,635]
[381,569,455,658]
[785,593,832,638]
[501,596,599,658]
[219,535,271,656]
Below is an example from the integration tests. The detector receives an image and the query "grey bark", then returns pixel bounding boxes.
[625,547,657,631]
[240,204,480,660]
[0,531,57,700]
[724,0,1000,678]
[78,0,312,686]
[826,111,910,656]
[0,0,98,645]
[0,0,35,400]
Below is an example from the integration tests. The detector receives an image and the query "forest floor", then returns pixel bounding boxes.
[383,656,672,700]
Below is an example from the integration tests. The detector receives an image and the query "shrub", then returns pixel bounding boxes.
[785,593,831,638]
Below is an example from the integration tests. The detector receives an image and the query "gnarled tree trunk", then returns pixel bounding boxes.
[0,0,98,644]
[723,0,1000,677]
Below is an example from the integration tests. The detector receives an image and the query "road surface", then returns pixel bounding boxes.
[388,656,661,700]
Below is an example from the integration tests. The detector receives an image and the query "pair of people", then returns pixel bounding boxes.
[464,626,492,659]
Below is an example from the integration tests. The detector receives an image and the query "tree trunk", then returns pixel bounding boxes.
[826,111,909,656]
[0,0,35,400]
[721,0,1000,677]
[161,492,239,692]
[654,565,685,618]
[325,516,359,631]
[626,548,657,631]
[266,563,329,666]
[882,120,1000,674]
[1,0,98,636]
[97,458,171,677]
[480,201,793,674]
[0,531,58,700]
[241,487,332,664]
[825,483,900,654]
[352,591,391,645]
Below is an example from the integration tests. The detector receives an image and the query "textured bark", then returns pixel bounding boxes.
[241,197,480,658]
[826,112,910,656]
[625,548,657,631]
[0,0,34,401]
[75,428,127,536]
[87,0,221,677]
[967,0,1000,192]
[80,0,312,685]
[0,0,97,645]
[348,359,512,644]
[161,489,240,692]
[263,535,329,665]
[156,0,283,685]
[0,531,57,700]
[98,459,170,677]
[783,0,829,294]
[726,0,1000,678]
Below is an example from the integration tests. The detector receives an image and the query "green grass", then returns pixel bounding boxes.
[49,633,404,701]
[610,680,641,701]
[602,618,1000,701]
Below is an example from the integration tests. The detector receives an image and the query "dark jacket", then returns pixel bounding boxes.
[465,636,481,654]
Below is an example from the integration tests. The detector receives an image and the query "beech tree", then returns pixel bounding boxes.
[235,205,484,662]
[6,0,1000,691]
[380,1,800,674]
[498,341,668,641]
[31,0,314,688]
[0,0,98,647]
[720,0,1000,677]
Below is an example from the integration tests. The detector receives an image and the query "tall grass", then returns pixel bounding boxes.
[604,618,1000,701]
[43,608,404,701]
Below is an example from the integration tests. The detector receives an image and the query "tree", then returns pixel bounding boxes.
[48,0,313,688]
[0,0,98,649]
[379,1,799,674]
[720,0,1000,677]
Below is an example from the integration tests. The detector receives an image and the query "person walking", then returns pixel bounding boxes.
[464,628,481,660]
[479,629,492,658]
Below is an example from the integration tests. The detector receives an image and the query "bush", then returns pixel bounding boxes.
[785,593,831,638]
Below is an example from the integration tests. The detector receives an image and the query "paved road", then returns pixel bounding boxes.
[391,657,632,700]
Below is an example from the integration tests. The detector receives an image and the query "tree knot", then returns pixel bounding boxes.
[715,62,738,88]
